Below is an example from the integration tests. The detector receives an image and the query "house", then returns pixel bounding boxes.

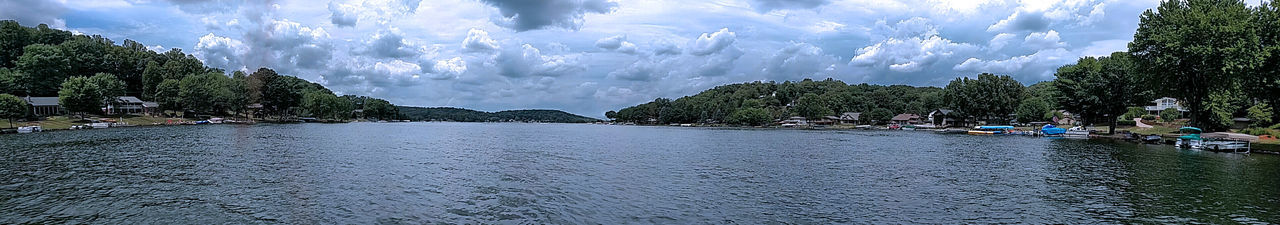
[781,116,808,125]
[1146,97,1188,114]
[891,114,922,124]
[142,101,159,115]
[839,112,861,124]
[107,96,146,114]
[928,109,954,127]
[1053,115,1077,126]
[24,97,63,116]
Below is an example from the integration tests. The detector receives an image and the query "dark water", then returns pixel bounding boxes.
[2,123,1279,224]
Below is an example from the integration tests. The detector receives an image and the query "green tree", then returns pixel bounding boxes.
[1160,108,1181,123]
[0,94,29,128]
[154,79,182,113]
[59,35,112,77]
[794,93,833,119]
[1054,53,1141,134]
[0,68,18,95]
[1015,98,1051,123]
[58,76,102,117]
[604,111,617,120]
[866,108,893,125]
[88,73,125,110]
[1246,103,1273,127]
[1121,107,1147,121]
[0,20,33,68]
[364,98,397,120]
[16,44,71,96]
[302,91,353,121]
[179,73,237,116]
[943,73,1025,125]
[1255,1,1280,123]
[726,107,772,126]
[1130,0,1262,130]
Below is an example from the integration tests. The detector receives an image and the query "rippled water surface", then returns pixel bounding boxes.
[3,123,1279,224]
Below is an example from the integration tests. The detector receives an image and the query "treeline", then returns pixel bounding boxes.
[612,0,1280,133]
[398,106,599,123]
[0,21,401,121]
[609,79,946,126]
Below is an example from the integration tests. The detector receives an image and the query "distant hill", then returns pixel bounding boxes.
[397,106,601,123]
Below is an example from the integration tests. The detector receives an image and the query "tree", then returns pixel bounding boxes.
[364,98,397,120]
[16,44,71,96]
[1015,98,1051,123]
[1130,0,1262,130]
[154,79,181,113]
[1246,103,1273,127]
[0,68,18,95]
[1054,53,1140,134]
[0,94,28,128]
[1255,1,1280,123]
[88,73,125,111]
[604,111,617,120]
[1160,108,1181,123]
[866,108,893,125]
[794,93,833,119]
[726,108,772,126]
[179,73,236,116]
[943,73,1025,125]
[58,76,102,117]
[302,91,353,121]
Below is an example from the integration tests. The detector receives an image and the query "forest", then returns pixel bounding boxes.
[0,21,400,122]
[613,0,1280,133]
[398,107,601,123]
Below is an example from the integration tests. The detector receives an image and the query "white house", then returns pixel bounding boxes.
[1146,97,1188,114]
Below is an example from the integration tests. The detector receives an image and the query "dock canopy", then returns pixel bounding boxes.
[1179,127,1203,133]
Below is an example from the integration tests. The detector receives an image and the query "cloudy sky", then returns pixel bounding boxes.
[2,0,1185,117]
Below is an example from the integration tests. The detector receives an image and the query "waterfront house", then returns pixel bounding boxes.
[928,109,953,127]
[1146,97,1188,114]
[106,96,146,115]
[782,116,808,125]
[839,112,861,124]
[24,97,63,116]
[1053,115,1077,126]
[892,114,922,124]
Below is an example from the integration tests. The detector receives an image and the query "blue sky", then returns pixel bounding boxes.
[1,0,1194,117]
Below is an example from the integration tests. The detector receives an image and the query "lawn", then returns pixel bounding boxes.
[1,115,188,130]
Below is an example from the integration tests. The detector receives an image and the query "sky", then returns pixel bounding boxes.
[0,0,1196,117]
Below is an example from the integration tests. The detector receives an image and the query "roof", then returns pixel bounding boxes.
[25,97,60,106]
[840,112,861,120]
[142,101,159,107]
[1153,97,1177,103]
[117,96,144,103]
[932,109,953,115]
[892,114,921,121]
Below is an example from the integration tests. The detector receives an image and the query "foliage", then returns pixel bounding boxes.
[154,79,181,112]
[363,98,397,120]
[179,73,237,116]
[942,73,1025,125]
[1054,52,1140,134]
[604,110,618,120]
[726,107,772,126]
[0,68,17,94]
[1159,108,1181,122]
[794,93,833,119]
[16,44,70,96]
[1130,0,1263,130]
[398,106,600,123]
[1117,120,1137,126]
[1247,103,1273,128]
[1015,98,1051,123]
[0,94,28,126]
[1122,107,1147,121]
[866,108,894,125]
[1141,114,1157,121]
[614,79,943,124]
[302,91,353,121]
[57,76,101,116]
[88,73,125,108]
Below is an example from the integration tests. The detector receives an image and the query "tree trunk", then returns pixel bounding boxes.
[1108,118,1117,135]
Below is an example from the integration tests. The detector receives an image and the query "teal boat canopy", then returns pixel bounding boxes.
[977,126,1015,130]
[1179,127,1203,133]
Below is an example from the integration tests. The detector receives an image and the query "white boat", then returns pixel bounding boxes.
[1064,126,1090,138]
[91,123,112,129]
[1203,139,1250,153]
[17,126,42,133]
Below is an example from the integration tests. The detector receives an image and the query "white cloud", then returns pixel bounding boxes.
[690,28,736,56]
[462,28,500,53]
[1023,30,1067,49]
[492,44,586,77]
[988,33,1018,51]
[194,33,247,71]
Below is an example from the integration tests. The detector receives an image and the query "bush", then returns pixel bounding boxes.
[1117,120,1136,126]
[1159,108,1180,122]
[1239,128,1277,136]
[1141,115,1157,121]
[1246,103,1272,128]
[1122,107,1146,120]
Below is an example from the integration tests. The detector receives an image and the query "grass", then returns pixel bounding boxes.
[2,115,188,130]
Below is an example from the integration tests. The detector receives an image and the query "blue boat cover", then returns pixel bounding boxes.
[1041,124,1066,135]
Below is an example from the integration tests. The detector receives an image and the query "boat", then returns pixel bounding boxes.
[1040,124,1066,136]
[1141,135,1162,144]
[888,124,902,130]
[902,125,917,131]
[90,122,111,129]
[969,126,1015,135]
[194,120,211,125]
[855,125,872,130]
[17,126,42,133]
[1064,126,1090,138]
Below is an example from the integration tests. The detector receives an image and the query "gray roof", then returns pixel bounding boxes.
[142,101,159,107]
[118,96,144,104]
[25,97,60,106]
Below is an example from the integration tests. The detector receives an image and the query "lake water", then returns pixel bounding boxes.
[2,123,1278,224]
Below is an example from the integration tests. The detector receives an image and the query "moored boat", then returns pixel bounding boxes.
[17,126,42,133]
[1041,124,1066,136]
